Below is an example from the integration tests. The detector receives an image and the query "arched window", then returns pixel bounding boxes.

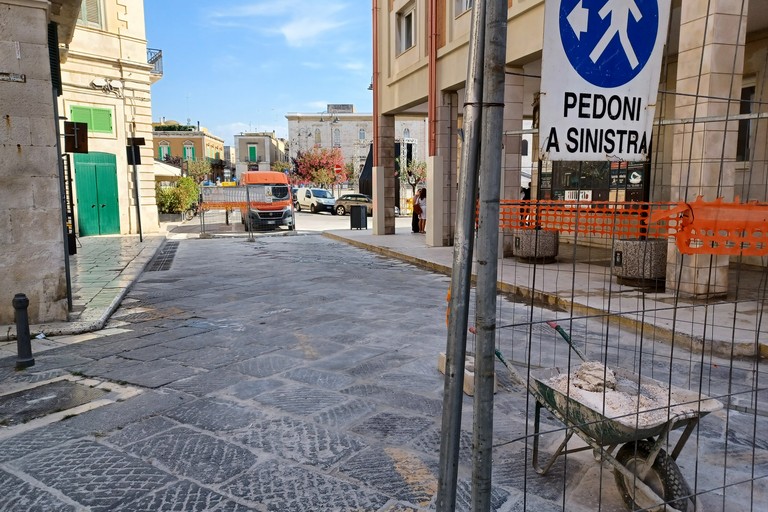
[333,128,341,147]
[358,128,366,141]
[403,128,411,139]
[314,128,321,145]
[158,141,170,159]
[183,141,195,160]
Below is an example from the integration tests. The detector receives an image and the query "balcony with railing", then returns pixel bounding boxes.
[147,48,163,82]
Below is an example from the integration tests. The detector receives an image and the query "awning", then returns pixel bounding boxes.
[154,160,182,179]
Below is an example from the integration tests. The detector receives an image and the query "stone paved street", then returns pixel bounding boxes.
[0,234,765,511]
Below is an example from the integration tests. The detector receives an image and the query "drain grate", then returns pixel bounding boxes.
[146,241,179,271]
[0,380,107,427]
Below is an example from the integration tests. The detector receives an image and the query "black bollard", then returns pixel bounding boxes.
[13,293,35,369]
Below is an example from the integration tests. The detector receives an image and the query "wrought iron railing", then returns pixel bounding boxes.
[147,48,163,76]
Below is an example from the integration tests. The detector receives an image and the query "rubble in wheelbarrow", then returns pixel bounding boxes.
[569,361,617,392]
[547,361,697,428]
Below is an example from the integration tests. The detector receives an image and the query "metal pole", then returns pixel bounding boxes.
[52,91,73,312]
[245,184,253,241]
[130,122,143,242]
[437,0,486,510]
[13,294,35,369]
[472,0,508,509]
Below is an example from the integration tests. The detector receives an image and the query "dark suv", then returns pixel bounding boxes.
[334,193,372,216]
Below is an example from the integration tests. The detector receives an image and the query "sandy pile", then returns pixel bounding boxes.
[546,362,684,428]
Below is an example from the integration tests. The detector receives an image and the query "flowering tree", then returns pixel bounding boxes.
[399,160,427,196]
[294,147,347,187]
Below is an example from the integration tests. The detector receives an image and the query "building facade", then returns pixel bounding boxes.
[153,122,225,163]
[286,104,426,180]
[373,0,768,298]
[233,131,288,176]
[60,0,161,238]
[1,0,161,324]
[0,0,80,324]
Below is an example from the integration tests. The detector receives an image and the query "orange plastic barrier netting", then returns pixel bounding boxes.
[648,196,768,256]
[499,201,678,240]
[199,202,245,211]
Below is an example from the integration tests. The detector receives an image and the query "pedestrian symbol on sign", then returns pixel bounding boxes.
[560,0,659,88]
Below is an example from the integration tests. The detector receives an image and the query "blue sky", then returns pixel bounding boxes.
[144,0,373,145]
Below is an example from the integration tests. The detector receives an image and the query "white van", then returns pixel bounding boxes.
[294,187,336,214]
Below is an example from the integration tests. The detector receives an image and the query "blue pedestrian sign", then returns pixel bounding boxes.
[539,0,671,161]
[560,0,659,88]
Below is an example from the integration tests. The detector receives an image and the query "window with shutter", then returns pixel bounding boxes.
[90,108,112,132]
[69,105,113,134]
[183,142,195,160]
[77,0,103,28]
[70,106,91,125]
[248,145,257,162]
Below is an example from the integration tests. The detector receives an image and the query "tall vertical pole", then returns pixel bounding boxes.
[131,163,144,241]
[472,0,508,510]
[126,91,144,243]
[130,123,143,243]
[52,86,73,312]
[437,0,486,510]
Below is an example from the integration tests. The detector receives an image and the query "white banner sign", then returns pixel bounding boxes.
[539,0,671,161]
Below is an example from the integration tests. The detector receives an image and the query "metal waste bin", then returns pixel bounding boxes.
[350,205,367,229]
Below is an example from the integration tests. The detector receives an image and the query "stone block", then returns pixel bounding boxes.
[437,352,496,396]
[0,78,55,118]
[0,4,48,44]
[505,229,559,262]
[13,43,52,80]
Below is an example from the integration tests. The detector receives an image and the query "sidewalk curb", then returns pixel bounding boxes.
[2,236,166,341]
[325,232,767,360]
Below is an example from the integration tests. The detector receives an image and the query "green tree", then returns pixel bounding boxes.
[155,176,199,214]
[186,159,211,182]
[399,160,427,196]
[345,162,357,186]
[271,161,291,173]
[176,176,199,209]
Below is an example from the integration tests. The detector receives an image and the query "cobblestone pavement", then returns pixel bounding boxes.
[0,235,765,511]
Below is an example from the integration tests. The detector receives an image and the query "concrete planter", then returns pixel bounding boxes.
[505,229,559,263]
[612,238,667,290]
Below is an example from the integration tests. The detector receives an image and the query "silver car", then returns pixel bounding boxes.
[334,193,373,216]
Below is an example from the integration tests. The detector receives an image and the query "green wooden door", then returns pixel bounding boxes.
[74,152,120,236]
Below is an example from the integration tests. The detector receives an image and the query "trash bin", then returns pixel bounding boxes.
[350,205,367,229]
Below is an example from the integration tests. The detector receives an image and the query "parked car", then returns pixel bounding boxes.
[335,193,373,216]
[294,187,336,214]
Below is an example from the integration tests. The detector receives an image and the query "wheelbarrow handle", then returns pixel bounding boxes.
[547,321,587,362]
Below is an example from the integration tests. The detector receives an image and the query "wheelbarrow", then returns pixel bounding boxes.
[496,323,722,512]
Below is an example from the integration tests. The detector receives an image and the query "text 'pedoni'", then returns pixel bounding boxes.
[563,92,643,122]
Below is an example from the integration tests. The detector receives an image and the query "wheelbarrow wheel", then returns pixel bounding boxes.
[614,441,693,512]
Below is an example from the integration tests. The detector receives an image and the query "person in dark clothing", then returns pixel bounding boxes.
[412,190,421,233]
[520,184,532,226]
